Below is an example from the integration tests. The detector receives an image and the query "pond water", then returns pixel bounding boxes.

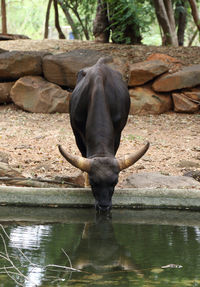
[0,207,200,287]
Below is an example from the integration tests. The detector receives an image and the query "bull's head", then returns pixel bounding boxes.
[58,142,149,212]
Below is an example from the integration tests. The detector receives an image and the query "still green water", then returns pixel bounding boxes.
[0,208,200,286]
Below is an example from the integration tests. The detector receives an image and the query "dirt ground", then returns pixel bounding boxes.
[1,104,199,187]
[0,40,200,187]
[1,39,200,66]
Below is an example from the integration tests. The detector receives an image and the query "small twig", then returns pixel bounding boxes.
[0,224,79,287]
[62,248,73,269]
[61,248,74,281]
[1,226,80,272]
[46,264,80,272]
[4,267,26,287]
[0,249,31,283]
[0,270,22,276]
[0,233,9,259]
[0,225,39,268]
[0,227,37,286]
[0,266,16,271]
[51,277,65,283]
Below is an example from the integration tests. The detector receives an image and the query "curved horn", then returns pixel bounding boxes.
[58,145,91,172]
[117,141,150,171]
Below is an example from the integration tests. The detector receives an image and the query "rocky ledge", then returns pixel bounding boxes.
[0,47,199,114]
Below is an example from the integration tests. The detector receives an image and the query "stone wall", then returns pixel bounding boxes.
[0,48,199,114]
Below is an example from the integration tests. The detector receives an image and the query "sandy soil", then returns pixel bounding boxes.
[0,104,199,187]
[0,40,200,187]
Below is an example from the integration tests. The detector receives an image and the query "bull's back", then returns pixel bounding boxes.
[103,65,130,131]
[69,60,130,150]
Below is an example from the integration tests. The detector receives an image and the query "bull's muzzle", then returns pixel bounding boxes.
[95,202,112,213]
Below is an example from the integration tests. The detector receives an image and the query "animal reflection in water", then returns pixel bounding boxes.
[71,215,143,277]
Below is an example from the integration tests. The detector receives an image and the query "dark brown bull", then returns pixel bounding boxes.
[58,58,149,211]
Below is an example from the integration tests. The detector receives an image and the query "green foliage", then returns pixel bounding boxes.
[1,0,199,45]
[5,0,65,39]
[142,23,162,45]
[58,0,97,40]
[107,0,155,44]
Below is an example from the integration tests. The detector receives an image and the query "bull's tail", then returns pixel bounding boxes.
[96,56,113,65]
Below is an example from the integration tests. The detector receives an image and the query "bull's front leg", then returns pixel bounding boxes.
[84,172,90,187]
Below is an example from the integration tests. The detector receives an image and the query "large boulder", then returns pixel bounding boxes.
[0,48,7,53]
[129,85,172,114]
[152,64,200,92]
[178,160,200,169]
[10,76,70,113]
[128,60,168,86]
[146,53,182,73]
[109,57,129,82]
[184,170,200,183]
[123,172,200,189]
[43,49,110,88]
[0,51,45,80]
[172,93,199,113]
[0,82,15,103]
[183,87,200,102]
[0,33,30,40]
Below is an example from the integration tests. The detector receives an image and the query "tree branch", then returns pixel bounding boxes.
[53,0,66,39]
[0,224,80,286]
[0,162,84,188]
[164,0,176,31]
[188,0,200,31]
[1,0,7,34]
[71,7,90,40]
[58,1,80,39]
[44,0,53,39]
[153,0,178,46]
[188,28,198,46]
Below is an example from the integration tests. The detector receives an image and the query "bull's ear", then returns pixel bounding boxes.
[117,141,150,171]
[58,145,91,172]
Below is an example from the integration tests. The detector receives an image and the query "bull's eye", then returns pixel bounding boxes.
[77,70,86,82]
[80,70,86,78]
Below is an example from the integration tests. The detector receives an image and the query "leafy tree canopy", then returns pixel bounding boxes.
[107,0,155,44]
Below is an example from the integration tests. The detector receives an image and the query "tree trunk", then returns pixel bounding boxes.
[93,0,110,43]
[72,8,90,40]
[0,162,84,188]
[58,3,80,39]
[188,29,198,46]
[153,0,178,46]
[164,0,176,31]
[57,0,90,40]
[1,0,7,34]
[53,0,66,39]
[188,0,200,31]
[44,0,53,39]
[176,1,187,46]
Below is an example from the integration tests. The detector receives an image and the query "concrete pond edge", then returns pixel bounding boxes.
[0,185,200,210]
